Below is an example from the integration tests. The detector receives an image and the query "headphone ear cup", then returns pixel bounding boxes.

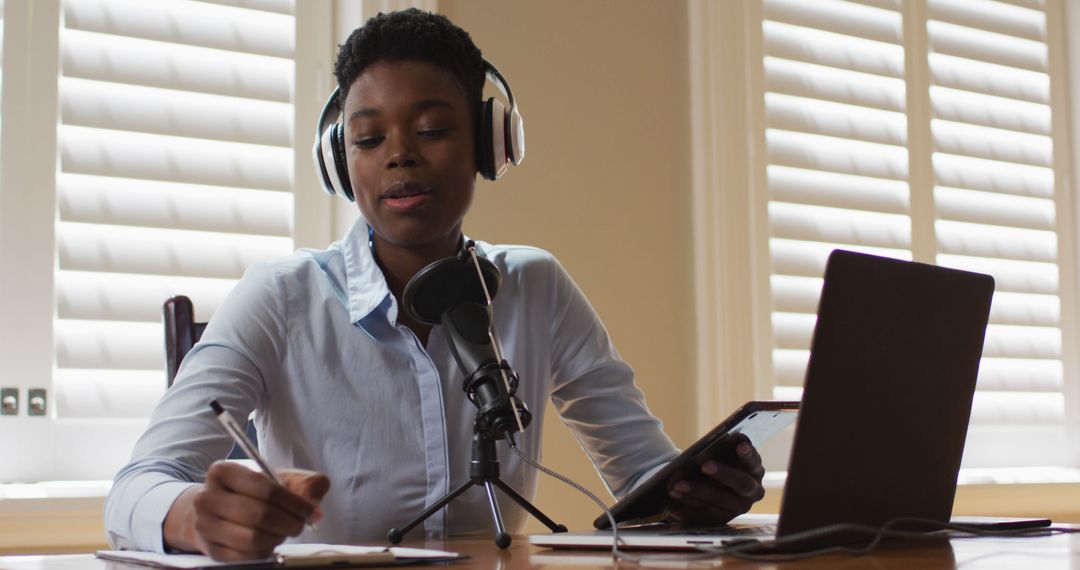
[330,123,354,201]
[488,98,509,180]
[319,124,346,198]
[477,97,496,180]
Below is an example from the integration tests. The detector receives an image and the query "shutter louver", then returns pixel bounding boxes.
[55,0,296,419]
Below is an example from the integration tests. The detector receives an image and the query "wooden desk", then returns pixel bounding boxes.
[0,531,1078,569]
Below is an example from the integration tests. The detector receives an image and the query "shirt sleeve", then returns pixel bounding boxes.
[104,262,288,552]
[545,257,679,499]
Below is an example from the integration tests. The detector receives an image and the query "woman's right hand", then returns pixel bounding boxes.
[163,461,331,561]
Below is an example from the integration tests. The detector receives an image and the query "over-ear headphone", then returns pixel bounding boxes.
[313,59,525,202]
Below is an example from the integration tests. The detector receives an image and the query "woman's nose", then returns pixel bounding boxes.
[385,134,419,169]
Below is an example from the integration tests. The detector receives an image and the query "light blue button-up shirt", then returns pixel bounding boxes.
[104,221,678,552]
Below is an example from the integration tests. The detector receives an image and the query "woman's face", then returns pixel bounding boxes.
[342,59,477,254]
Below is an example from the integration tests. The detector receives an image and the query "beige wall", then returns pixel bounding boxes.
[439,0,695,531]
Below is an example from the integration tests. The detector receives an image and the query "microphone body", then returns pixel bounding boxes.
[442,301,531,438]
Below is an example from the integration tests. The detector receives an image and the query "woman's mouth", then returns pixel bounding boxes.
[381,181,433,212]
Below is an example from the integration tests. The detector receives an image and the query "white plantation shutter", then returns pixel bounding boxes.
[54,0,296,423]
[758,0,1073,468]
[761,0,912,401]
[927,0,1070,467]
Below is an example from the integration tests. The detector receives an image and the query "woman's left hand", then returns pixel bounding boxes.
[666,436,766,524]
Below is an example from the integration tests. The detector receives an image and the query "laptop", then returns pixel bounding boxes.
[530,249,995,550]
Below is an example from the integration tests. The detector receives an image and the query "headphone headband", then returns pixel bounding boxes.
[312,58,525,201]
[484,61,516,113]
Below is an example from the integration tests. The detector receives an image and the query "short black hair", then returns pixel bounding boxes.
[335,9,486,112]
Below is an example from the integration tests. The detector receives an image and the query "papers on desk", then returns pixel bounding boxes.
[95,543,463,569]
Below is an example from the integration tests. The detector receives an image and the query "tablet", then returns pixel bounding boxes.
[593,401,800,529]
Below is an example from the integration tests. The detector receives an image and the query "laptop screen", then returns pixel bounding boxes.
[778,250,994,540]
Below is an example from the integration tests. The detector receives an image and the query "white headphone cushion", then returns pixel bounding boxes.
[321,125,348,198]
[312,136,332,195]
[508,108,524,165]
[489,99,508,180]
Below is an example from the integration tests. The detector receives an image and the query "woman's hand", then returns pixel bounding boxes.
[164,462,330,561]
[665,436,766,524]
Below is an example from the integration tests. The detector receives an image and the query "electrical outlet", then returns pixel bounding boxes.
[28,388,46,416]
[1,388,16,415]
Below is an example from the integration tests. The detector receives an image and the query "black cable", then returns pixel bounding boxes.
[670,516,1078,563]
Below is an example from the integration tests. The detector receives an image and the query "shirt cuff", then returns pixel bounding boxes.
[131,479,199,553]
[625,460,672,496]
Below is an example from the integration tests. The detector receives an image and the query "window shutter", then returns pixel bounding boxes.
[761,0,911,401]
[54,0,296,422]
[760,0,1068,468]
[927,0,1067,468]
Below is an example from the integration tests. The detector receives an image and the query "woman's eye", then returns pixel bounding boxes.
[355,136,383,149]
[418,128,449,139]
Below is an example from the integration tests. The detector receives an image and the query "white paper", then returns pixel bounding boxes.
[96,544,459,568]
[274,544,387,556]
[96,550,269,569]
[387,546,461,558]
[276,543,459,559]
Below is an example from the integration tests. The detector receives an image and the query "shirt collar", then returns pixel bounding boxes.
[338,219,485,328]
[340,220,392,325]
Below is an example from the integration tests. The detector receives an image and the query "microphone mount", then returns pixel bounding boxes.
[463,359,531,440]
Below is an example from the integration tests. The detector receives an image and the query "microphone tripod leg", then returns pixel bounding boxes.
[482,480,512,549]
[490,477,568,533]
[388,479,474,544]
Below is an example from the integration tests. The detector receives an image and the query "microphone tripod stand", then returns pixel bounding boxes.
[387,425,567,549]
[391,245,567,548]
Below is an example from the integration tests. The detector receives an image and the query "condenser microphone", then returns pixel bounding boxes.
[402,245,531,439]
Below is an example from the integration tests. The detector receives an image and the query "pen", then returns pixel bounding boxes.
[209,399,318,532]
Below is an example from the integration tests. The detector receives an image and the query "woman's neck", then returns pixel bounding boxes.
[371,234,462,302]
[370,232,463,347]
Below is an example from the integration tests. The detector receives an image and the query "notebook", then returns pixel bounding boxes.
[531,250,996,550]
[96,543,463,569]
